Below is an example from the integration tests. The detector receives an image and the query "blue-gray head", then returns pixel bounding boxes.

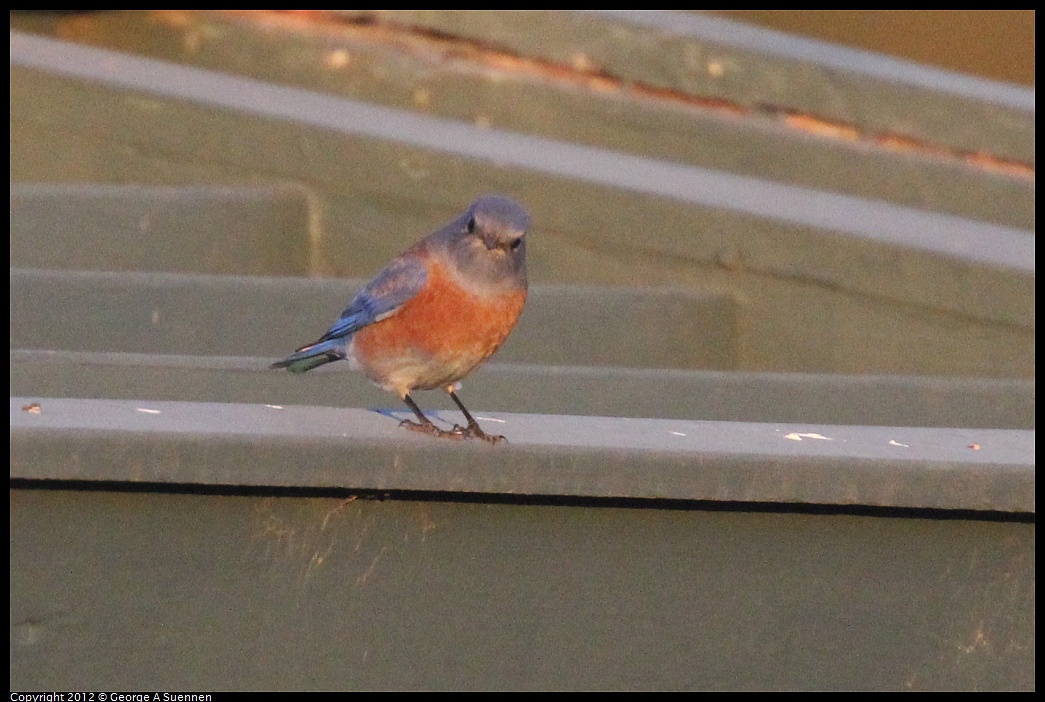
[437,195,530,291]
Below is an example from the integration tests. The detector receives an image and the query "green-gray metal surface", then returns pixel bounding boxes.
[10,489,1034,691]
[8,12,1035,691]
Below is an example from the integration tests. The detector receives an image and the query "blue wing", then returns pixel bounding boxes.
[271,256,428,373]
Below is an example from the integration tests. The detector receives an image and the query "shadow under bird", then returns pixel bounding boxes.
[272,195,530,443]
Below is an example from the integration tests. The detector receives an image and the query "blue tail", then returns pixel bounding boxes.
[270,338,347,373]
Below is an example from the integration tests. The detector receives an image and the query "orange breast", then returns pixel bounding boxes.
[352,258,526,395]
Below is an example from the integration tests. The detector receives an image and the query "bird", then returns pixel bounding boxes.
[271,195,530,443]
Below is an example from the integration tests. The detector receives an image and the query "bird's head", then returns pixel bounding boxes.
[441,195,530,292]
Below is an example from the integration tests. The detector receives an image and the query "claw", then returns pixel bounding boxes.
[399,418,467,440]
[458,422,507,444]
[397,418,504,443]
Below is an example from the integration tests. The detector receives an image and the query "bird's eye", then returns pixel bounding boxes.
[509,237,523,251]
[466,217,476,234]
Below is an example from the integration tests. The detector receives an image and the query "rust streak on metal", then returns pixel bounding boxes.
[204,10,1034,180]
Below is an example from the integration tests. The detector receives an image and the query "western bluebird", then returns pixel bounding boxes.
[272,195,530,443]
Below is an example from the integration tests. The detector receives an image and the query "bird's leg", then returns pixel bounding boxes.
[399,394,466,440]
[447,389,506,444]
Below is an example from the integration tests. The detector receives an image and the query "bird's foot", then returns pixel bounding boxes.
[398,418,505,443]
[450,422,507,444]
[399,418,467,440]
